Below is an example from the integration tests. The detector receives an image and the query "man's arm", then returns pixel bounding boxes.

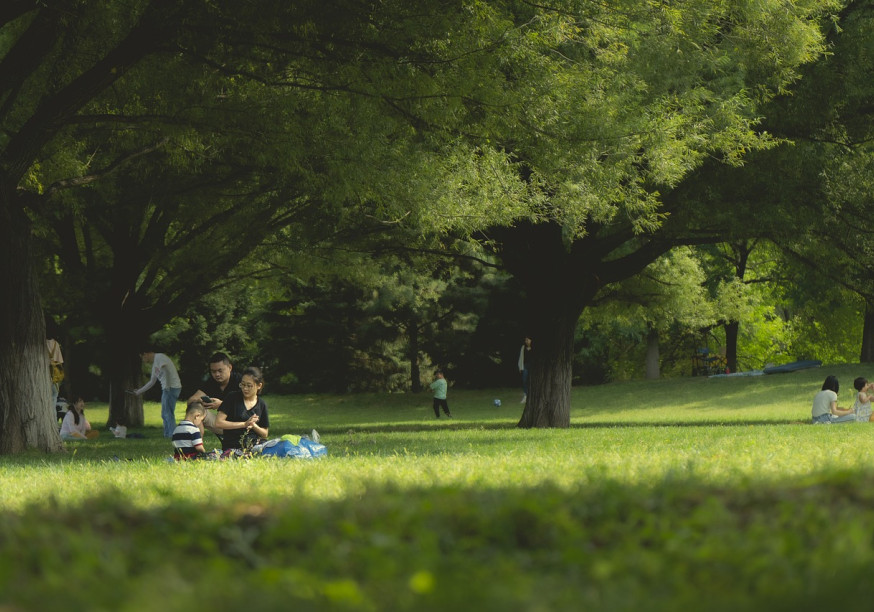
[187,389,208,404]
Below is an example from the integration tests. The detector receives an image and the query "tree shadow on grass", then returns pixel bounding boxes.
[319,418,811,436]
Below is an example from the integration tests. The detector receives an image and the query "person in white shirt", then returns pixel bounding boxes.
[852,377,874,422]
[811,375,855,424]
[129,349,182,438]
[59,396,98,440]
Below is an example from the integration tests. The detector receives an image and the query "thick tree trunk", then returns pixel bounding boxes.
[495,219,670,428]
[409,320,421,393]
[645,328,660,380]
[725,320,739,373]
[0,197,64,454]
[517,301,581,429]
[105,308,146,428]
[861,302,874,363]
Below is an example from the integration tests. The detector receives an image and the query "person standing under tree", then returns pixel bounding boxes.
[518,336,532,403]
[46,316,64,414]
[429,369,452,419]
[128,349,182,438]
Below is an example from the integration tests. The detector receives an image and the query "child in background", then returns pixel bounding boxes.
[852,377,874,422]
[172,403,207,460]
[60,396,99,440]
[429,369,452,419]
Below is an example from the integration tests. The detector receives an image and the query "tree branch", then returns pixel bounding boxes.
[43,138,170,197]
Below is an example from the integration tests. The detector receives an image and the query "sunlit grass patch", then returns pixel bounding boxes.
[4,364,874,609]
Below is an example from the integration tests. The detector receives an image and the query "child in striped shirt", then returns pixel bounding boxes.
[172,403,207,460]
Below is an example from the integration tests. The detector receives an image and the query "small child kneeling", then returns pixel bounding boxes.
[172,403,207,460]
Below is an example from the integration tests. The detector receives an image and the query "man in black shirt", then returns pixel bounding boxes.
[187,352,243,439]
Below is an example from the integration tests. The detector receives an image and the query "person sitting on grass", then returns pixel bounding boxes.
[214,366,270,452]
[59,396,99,440]
[186,352,243,441]
[812,375,856,424]
[172,403,208,460]
[852,377,874,422]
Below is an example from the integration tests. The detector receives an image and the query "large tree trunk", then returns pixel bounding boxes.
[645,327,660,380]
[409,320,422,393]
[494,219,671,428]
[517,303,579,428]
[861,301,874,363]
[496,222,599,429]
[0,196,64,454]
[722,241,751,373]
[105,308,146,428]
[725,320,739,373]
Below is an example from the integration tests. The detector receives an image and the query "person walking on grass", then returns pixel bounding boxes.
[430,369,452,419]
[128,348,182,438]
[812,375,855,424]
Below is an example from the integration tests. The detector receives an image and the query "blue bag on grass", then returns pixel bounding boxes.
[259,437,327,459]
[298,437,328,457]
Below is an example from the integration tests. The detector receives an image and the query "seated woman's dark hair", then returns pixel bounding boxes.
[822,375,840,393]
[67,395,85,425]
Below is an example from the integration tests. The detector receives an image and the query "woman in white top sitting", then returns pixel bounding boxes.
[852,377,874,422]
[811,376,856,424]
[60,396,99,440]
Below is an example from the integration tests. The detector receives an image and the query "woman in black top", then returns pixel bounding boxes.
[215,366,270,451]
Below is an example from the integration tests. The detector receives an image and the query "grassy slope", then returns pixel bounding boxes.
[3,364,874,611]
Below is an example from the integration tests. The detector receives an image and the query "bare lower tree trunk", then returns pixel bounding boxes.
[107,354,145,428]
[725,320,739,373]
[517,306,578,428]
[106,309,146,427]
[409,320,422,393]
[0,199,64,454]
[645,327,660,380]
[861,302,874,363]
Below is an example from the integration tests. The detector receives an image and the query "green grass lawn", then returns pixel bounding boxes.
[4,363,874,611]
